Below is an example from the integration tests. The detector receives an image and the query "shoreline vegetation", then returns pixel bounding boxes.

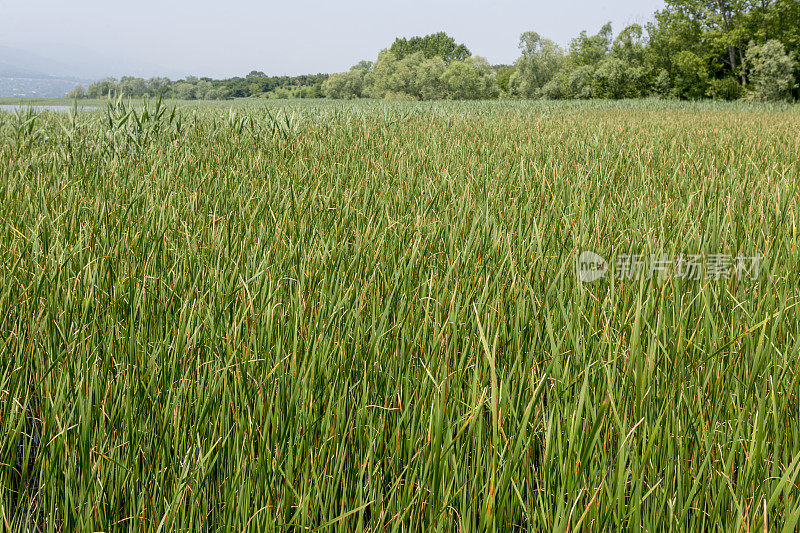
[56,1,800,104]
[2,96,798,111]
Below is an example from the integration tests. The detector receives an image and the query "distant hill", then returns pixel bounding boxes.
[0,73,86,98]
[0,44,187,97]
[0,46,92,97]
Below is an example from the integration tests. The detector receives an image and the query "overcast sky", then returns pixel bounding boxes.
[0,0,665,79]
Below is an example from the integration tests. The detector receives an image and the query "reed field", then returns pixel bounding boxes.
[2,98,800,531]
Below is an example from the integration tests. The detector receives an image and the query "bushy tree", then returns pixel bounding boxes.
[204,87,229,100]
[706,76,743,100]
[86,78,119,98]
[323,62,372,99]
[495,65,516,95]
[746,39,797,101]
[441,57,499,100]
[568,66,596,98]
[646,6,707,99]
[509,32,565,98]
[364,48,498,101]
[594,56,629,98]
[147,77,172,95]
[119,76,146,96]
[653,1,742,81]
[367,50,427,99]
[570,23,613,66]
[389,32,471,63]
[66,85,85,99]
[643,0,797,98]
[195,80,217,99]
[322,71,362,99]
[540,70,570,99]
[172,82,198,100]
[613,24,647,65]
[611,24,651,97]
[417,57,448,100]
[671,50,709,98]
[653,69,672,97]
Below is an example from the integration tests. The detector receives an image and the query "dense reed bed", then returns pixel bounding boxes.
[1,99,799,531]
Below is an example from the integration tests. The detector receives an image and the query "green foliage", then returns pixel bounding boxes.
[568,65,596,99]
[87,0,800,103]
[381,90,418,101]
[643,0,800,100]
[322,72,362,99]
[416,57,448,100]
[367,50,424,100]
[569,22,613,66]
[494,65,516,95]
[441,57,500,100]
[71,1,800,103]
[610,24,651,97]
[746,39,798,101]
[171,81,198,100]
[510,32,565,98]
[707,76,743,100]
[322,62,372,99]
[85,73,328,101]
[646,5,713,99]
[364,50,497,101]
[594,56,630,99]
[661,0,748,79]
[388,32,471,63]
[612,24,647,66]
[66,85,85,99]
[653,69,672,97]
[525,21,650,100]
[540,70,570,99]
[671,50,710,99]
[86,78,120,98]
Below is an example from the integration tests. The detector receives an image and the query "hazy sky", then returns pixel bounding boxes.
[1,0,665,79]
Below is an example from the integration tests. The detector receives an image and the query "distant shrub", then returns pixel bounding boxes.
[746,40,797,101]
[540,71,569,99]
[652,69,672,98]
[568,65,596,99]
[66,85,85,99]
[322,63,371,99]
[671,51,709,99]
[707,77,743,100]
[441,57,499,100]
[594,56,629,99]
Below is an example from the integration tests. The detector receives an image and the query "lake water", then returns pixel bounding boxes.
[0,105,100,113]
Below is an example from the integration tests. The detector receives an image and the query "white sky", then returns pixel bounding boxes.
[0,0,665,79]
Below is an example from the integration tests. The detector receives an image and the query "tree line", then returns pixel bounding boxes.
[70,0,800,102]
[69,72,328,101]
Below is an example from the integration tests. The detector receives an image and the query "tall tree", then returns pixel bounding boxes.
[389,32,471,63]
[569,23,613,66]
[746,39,798,100]
[659,0,749,82]
[509,32,566,97]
